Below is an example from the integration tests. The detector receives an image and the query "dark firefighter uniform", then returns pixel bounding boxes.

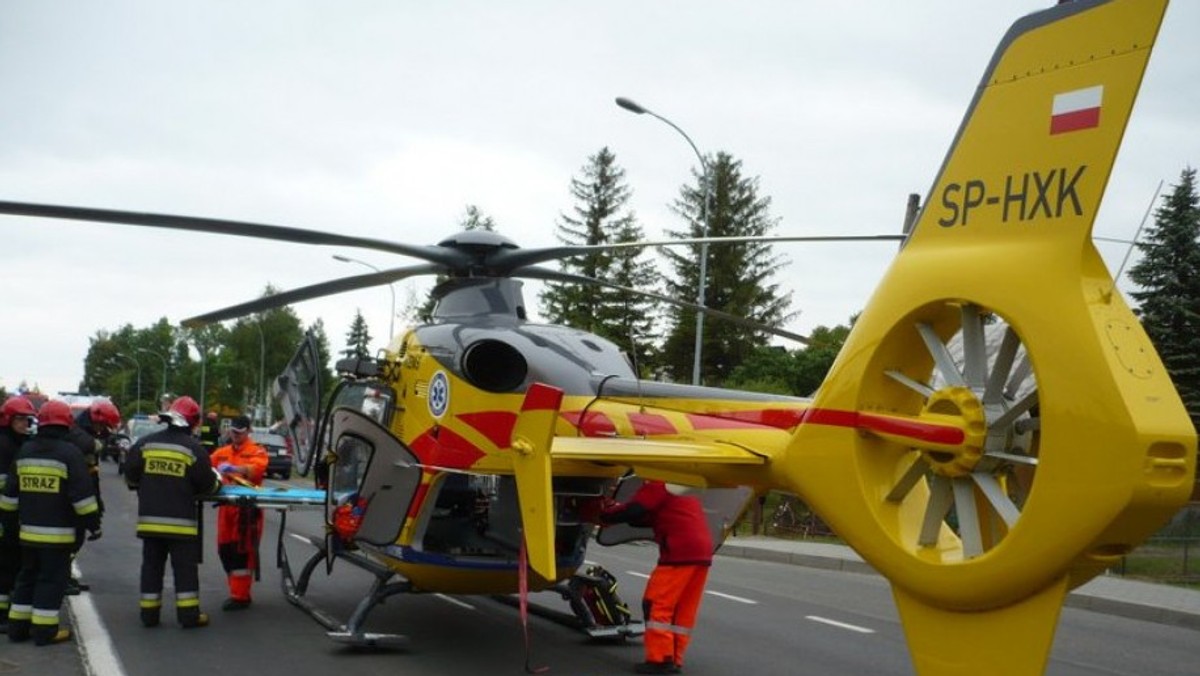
[198,413,220,453]
[0,411,101,646]
[125,424,221,628]
[602,480,713,674]
[69,408,109,515]
[209,418,268,610]
[0,397,37,631]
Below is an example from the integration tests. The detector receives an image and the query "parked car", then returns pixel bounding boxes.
[251,429,293,480]
[116,415,167,474]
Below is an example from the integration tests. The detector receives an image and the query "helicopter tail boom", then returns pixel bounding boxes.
[777,1,1195,674]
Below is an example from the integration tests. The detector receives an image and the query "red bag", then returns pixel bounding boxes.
[333,495,367,543]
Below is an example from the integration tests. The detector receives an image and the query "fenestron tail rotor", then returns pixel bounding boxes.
[880,304,1038,559]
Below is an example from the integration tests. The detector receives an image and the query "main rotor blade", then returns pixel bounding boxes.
[518,266,811,345]
[0,200,467,266]
[492,234,905,270]
[181,263,442,327]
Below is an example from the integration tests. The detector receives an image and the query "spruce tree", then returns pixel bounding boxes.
[659,151,793,385]
[539,147,659,370]
[342,309,373,360]
[1127,167,1200,429]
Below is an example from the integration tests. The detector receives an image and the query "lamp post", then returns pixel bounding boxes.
[195,342,208,417]
[116,353,142,415]
[333,254,396,342]
[254,319,266,424]
[616,96,712,385]
[136,348,168,407]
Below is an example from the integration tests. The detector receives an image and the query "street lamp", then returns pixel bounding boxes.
[616,96,713,386]
[253,319,266,424]
[136,348,168,406]
[116,353,142,415]
[333,254,396,342]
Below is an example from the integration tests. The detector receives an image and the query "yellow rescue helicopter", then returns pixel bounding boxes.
[0,1,1194,674]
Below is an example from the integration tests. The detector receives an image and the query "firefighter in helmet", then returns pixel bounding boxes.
[0,396,38,632]
[65,399,121,594]
[124,395,221,629]
[1,401,101,646]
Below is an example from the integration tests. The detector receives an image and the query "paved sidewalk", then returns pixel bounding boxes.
[717,535,1200,631]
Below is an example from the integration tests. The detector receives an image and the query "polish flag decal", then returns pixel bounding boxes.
[1050,85,1103,135]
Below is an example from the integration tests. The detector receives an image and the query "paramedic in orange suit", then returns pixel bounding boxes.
[601,480,713,675]
[208,415,267,611]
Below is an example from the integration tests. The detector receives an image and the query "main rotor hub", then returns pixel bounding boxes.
[919,386,987,478]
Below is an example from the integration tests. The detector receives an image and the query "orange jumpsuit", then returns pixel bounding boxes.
[209,436,268,603]
[602,481,713,671]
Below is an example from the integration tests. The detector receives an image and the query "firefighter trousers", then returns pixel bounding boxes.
[7,546,71,645]
[642,564,710,667]
[140,537,204,626]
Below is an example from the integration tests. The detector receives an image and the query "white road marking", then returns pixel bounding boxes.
[435,593,476,610]
[705,591,758,604]
[624,570,757,604]
[68,563,128,676]
[805,615,875,634]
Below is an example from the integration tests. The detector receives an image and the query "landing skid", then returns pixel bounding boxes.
[275,511,411,649]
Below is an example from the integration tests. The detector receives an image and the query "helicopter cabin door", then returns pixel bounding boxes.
[595,478,754,553]
[273,331,324,471]
[326,408,423,547]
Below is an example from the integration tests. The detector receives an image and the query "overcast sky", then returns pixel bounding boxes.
[2,1,1197,397]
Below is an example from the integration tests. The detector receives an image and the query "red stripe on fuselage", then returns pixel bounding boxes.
[562,410,617,436]
[409,426,488,469]
[799,408,964,445]
[522,383,564,411]
[628,412,676,435]
[457,411,518,449]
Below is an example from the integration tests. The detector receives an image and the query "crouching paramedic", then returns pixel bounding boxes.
[125,396,221,629]
[0,401,100,646]
[209,415,267,610]
[601,480,714,675]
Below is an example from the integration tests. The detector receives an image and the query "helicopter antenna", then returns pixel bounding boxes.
[1104,179,1163,303]
[625,313,648,413]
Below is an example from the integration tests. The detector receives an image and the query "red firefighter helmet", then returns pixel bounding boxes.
[1,395,38,427]
[162,395,201,428]
[38,400,75,428]
[89,400,122,429]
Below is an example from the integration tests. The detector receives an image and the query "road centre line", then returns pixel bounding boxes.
[625,570,756,604]
[435,593,476,610]
[705,590,758,604]
[805,615,875,634]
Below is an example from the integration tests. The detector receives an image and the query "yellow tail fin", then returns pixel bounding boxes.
[783,2,1195,674]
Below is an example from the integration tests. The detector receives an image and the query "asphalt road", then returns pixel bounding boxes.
[9,466,1196,676]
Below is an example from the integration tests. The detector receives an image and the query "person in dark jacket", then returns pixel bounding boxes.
[125,396,220,629]
[0,396,37,633]
[601,480,714,675]
[0,400,101,646]
[198,411,220,453]
[64,399,122,596]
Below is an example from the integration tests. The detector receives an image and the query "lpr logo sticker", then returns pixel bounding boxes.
[428,371,450,419]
